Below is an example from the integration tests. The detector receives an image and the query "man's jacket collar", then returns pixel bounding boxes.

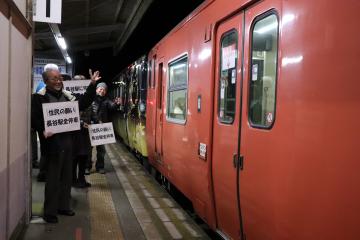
[37,87,76,101]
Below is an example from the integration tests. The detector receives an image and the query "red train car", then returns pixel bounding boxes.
[145,0,360,239]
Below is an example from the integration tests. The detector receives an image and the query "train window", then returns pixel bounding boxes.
[218,30,238,124]
[167,56,188,123]
[148,59,152,88]
[158,63,163,109]
[249,13,278,128]
[152,59,156,88]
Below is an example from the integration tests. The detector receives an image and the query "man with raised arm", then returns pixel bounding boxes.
[31,67,101,223]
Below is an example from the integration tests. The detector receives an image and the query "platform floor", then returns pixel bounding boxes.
[21,142,210,240]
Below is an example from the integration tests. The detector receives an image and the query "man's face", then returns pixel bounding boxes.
[45,70,63,91]
[96,87,107,96]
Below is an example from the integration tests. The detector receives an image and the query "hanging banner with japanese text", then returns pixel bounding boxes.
[63,80,91,94]
[42,101,80,134]
[88,123,116,146]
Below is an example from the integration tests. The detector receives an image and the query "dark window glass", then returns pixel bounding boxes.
[219,31,238,124]
[167,56,188,122]
[148,59,152,88]
[249,14,278,128]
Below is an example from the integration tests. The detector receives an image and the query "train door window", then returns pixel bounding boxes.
[148,59,152,89]
[157,63,163,109]
[167,56,188,123]
[139,60,147,114]
[218,30,238,124]
[249,13,278,128]
[153,59,156,88]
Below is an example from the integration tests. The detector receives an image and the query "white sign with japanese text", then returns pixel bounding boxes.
[63,80,91,94]
[42,101,80,134]
[88,123,116,146]
[221,44,236,70]
[33,0,62,24]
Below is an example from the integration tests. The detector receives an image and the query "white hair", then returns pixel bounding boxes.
[73,75,85,80]
[44,63,59,72]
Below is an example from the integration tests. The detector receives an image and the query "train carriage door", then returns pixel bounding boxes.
[238,2,280,239]
[212,13,243,239]
[155,60,164,159]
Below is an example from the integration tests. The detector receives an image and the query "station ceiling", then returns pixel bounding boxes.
[34,0,205,66]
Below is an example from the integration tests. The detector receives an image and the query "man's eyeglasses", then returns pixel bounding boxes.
[48,77,63,81]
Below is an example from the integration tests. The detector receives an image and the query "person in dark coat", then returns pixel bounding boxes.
[87,82,119,174]
[71,75,92,188]
[72,106,92,188]
[31,67,101,223]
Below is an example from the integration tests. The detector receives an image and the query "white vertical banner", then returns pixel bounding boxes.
[42,101,80,134]
[88,123,116,146]
[33,0,62,24]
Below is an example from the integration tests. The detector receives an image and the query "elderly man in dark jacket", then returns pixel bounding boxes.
[88,82,119,174]
[31,67,101,223]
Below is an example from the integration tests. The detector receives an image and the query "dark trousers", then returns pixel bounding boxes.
[86,148,93,170]
[44,151,73,216]
[73,155,87,182]
[38,155,47,176]
[95,145,105,170]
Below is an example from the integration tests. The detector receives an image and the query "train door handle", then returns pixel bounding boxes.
[233,153,244,170]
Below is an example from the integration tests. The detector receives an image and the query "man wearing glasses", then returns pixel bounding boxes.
[31,64,101,223]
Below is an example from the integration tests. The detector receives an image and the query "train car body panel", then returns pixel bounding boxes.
[145,55,158,166]
[238,1,360,239]
[112,56,148,157]
[127,116,137,150]
[135,121,148,157]
[144,0,360,239]
[113,112,129,146]
[212,13,244,239]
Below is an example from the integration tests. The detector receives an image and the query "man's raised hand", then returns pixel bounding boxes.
[89,69,102,84]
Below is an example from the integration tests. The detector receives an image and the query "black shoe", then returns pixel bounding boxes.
[85,169,91,175]
[74,180,91,188]
[43,215,58,223]
[72,181,77,187]
[57,209,75,216]
[32,161,39,169]
[37,173,46,182]
[82,180,91,188]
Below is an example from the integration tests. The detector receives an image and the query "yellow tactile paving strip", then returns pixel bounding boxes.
[87,172,124,240]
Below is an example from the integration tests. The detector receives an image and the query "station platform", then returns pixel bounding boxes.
[21,142,210,240]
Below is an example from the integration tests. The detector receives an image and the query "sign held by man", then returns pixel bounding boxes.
[42,101,80,134]
[88,123,116,146]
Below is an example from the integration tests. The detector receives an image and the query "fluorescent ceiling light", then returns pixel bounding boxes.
[58,37,67,50]
[66,56,72,64]
[282,55,303,67]
[171,63,186,70]
[254,22,277,34]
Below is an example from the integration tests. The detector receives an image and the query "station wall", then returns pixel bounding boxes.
[0,0,32,239]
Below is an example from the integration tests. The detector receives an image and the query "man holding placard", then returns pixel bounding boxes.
[87,82,120,174]
[31,65,101,223]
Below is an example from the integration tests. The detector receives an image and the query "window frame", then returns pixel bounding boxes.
[248,10,279,129]
[166,54,189,125]
[218,29,239,124]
